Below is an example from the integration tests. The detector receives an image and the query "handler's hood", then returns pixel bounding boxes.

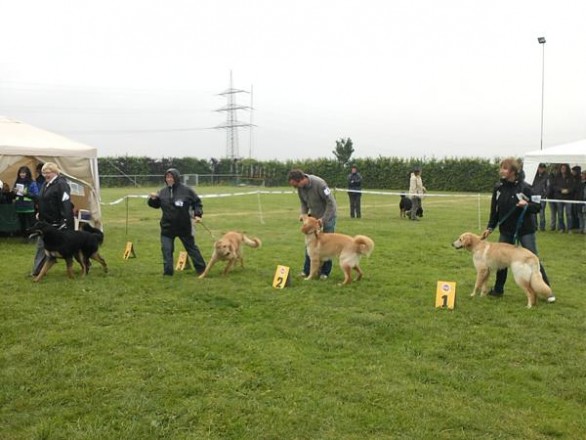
[165,168,181,185]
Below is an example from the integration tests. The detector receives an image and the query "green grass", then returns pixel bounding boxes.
[1,186,585,439]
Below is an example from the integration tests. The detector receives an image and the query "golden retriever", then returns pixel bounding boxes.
[198,231,261,278]
[452,232,555,308]
[300,215,374,285]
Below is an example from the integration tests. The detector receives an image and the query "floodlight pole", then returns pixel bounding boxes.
[538,36,546,150]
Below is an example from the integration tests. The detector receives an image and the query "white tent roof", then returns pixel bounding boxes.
[0,116,96,158]
[524,139,586,185]
[0,116,102,224]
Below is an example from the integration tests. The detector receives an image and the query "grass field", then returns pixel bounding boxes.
[1,186,585,440]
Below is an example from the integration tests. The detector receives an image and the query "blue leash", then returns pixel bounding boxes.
[513,205,528,245]
[496,204,528,245]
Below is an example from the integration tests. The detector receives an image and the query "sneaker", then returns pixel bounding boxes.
[547,295,556,303]
[488,289,503,297]
[319,274,328,280]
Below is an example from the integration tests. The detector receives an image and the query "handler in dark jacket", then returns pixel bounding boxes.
[481,158,553,300]
[347,165,362,218]
[148,168,206,276]
[32,162,75,276]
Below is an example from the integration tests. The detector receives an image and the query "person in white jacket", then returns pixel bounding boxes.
[409,167,426,221]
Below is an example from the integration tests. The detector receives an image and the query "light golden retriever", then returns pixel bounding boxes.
[452,232,555,308]
[300,215,374,285]
[198,231,261,278]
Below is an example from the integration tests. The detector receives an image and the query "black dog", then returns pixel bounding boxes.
[399,194,412,218]
[29,221,108,282]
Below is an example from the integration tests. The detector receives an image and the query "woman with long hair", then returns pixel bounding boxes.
[13,166,39,238]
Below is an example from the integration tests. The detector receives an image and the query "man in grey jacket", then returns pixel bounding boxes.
[288,169,337,279]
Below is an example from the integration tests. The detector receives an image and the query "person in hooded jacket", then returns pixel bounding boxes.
[148,168,206,276]
[480,157,554,301]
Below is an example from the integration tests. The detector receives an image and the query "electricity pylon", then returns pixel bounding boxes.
[215,71,254,159]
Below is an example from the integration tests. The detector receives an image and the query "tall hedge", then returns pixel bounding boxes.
[98,156,501,193]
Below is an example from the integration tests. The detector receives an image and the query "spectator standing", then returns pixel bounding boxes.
[579,170,586,234]
[408,167,426,221]
[13,166,39,238]
[347,165,362,218]
[481,157,554,300]
[147,168,206,276]
[288,169,337,279]
[32,162,75,276]
[547,165,559,231]
[0,180,15,204]
[531,163,549,231]
[570,166,582,233]
[35,162,45,189]
[550,163,576,233]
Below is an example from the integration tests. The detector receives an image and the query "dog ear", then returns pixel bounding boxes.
[462,234,471,248]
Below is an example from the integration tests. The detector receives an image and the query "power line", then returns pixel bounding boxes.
[63,126,211,135]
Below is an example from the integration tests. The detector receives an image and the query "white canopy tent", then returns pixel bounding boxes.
[0,116,102,224]
[524,139,586,185]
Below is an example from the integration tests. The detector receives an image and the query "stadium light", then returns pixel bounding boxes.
[538,37,546,150]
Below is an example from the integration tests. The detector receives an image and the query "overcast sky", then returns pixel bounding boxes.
[1,0,585,161]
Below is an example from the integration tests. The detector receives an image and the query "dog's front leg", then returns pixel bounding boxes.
[223,258,237,275]
[471,267,489,297]
[33,259,55,283]
[476,267,490,296]
[198,256,217,279]
[305,258,321,280]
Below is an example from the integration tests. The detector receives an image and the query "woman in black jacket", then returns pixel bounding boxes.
[481,158,554,299]
[32,162,75,276]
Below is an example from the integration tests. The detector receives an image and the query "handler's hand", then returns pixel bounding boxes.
[149,192,158,199]
[516,199,528,207]
[480,229,492,240]
[194,216,202,223]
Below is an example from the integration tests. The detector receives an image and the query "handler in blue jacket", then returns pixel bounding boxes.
[148,168,206,276]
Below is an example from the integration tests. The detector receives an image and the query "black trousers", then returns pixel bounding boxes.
[349,192,361,218]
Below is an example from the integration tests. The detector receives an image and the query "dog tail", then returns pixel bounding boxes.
[353,235,374,257]
[242,234,262,249]
[530,263,553,298]
[82,223,104,245]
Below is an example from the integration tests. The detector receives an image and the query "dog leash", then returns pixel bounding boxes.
[197,219,217,240]
[513,205,528,245]
[492,204,528,245]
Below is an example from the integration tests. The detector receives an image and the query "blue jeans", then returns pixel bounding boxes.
[161,234,206,275]
[537,201,547,231]
[549,201,558,230]
[303,217,336,276]
[492,232,550,294]
[556,202,573,231]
